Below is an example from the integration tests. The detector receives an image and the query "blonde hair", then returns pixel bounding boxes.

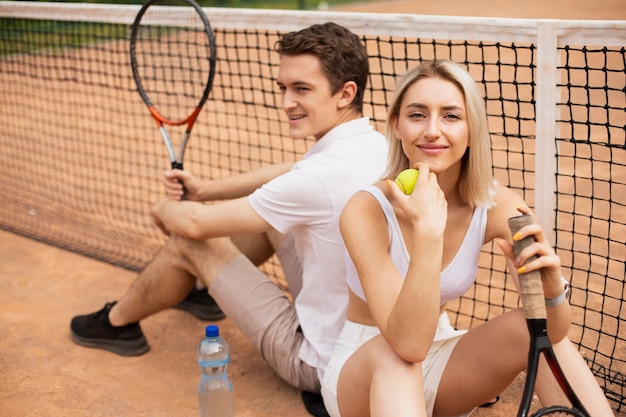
[383,60,496,208]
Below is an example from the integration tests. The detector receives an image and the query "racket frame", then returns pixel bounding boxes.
[129,0,216,171]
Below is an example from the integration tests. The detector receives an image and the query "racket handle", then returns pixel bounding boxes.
[171,161,187,201]
[508,214,547,320]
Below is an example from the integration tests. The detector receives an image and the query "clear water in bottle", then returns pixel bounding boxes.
[197,325,233,417]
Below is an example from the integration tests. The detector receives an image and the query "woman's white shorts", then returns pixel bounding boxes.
[321,312,473,417]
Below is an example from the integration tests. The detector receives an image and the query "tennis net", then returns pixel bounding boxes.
[0,1,624,411]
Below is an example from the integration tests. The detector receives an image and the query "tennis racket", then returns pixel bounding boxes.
[508,214,590,417]
[130,0,216,199]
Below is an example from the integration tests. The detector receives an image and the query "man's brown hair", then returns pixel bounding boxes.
[276,22,369,113]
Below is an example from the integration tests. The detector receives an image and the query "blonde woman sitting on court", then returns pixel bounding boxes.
[320,60,613,417]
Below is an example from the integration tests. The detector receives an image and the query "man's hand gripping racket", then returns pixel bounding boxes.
[130,0,216,199]
[508,214,590,417]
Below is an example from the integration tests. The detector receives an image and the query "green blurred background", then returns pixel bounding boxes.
[16,0,362,10]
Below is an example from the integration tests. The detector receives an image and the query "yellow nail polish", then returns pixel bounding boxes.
[386,179,392,187]
[513,232,522,241]
[517,266,526,274]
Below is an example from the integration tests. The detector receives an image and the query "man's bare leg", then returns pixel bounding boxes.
[174,233,276,320]
[70,233,273,356]
[110,233,272,326]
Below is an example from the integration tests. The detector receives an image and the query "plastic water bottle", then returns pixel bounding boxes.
[197,325,233,417]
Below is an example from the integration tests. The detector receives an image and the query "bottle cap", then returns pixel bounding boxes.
[205,325,219,338]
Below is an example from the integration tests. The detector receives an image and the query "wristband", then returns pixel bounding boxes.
[545,277,570,307]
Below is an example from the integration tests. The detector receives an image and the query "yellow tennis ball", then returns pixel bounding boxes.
[394,168,419,195]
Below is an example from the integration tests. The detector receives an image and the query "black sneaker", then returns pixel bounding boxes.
[70,302,150,356]
[174,287,226,321]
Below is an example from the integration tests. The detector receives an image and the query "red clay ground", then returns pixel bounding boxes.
[1,1,624,417]
[0,229,527,417]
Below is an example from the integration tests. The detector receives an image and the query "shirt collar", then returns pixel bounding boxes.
[304,117,373,158]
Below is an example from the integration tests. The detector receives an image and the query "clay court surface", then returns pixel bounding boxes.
[1,1,624,416]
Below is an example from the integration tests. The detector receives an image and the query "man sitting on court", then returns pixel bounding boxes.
[70,21,388,406]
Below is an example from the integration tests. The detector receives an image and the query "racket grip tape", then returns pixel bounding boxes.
[508,214,547,320]
[170,161,187,200]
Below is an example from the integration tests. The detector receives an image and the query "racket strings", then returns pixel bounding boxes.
[132,2,214,122]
